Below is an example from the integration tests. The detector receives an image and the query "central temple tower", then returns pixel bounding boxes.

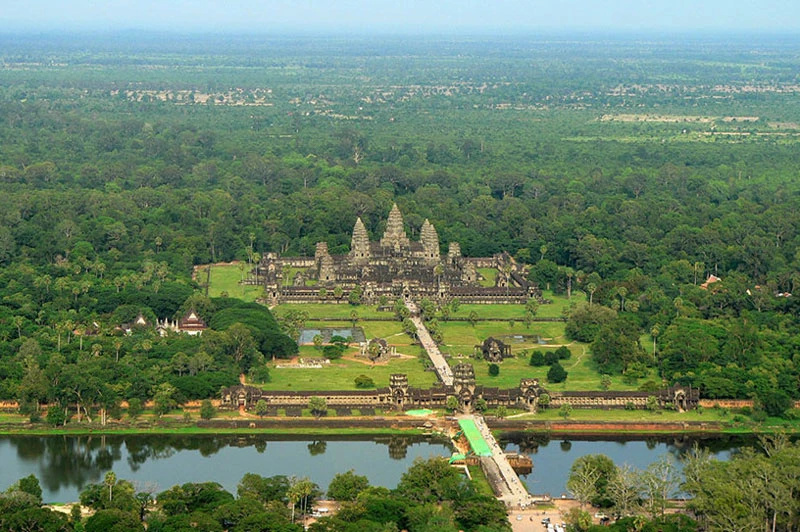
[380,203,411,252]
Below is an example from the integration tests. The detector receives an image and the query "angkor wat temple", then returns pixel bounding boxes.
[254,204,542,305]
[220,363,699,414]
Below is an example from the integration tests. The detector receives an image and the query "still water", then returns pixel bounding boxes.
[499,433,745,497]
[0,433,744,503]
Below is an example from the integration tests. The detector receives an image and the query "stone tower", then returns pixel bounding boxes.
[390,374,409,410]
[448,241,462,268]
[315,242,335,283]
[380,203,410,252]
[420,219,440,265]
[453,363,477,413]
[453,363,476,395]
[350,217,371,265]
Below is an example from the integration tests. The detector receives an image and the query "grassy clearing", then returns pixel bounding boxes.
[450,304,526,320]
[447,291,575,320]
[197,263,262,302]
[439,320,569,353]
[263,352,438,391]
[274,303,389,320]
[477,268,497,287]
[468,464,496,496]
[465,345,658,392]
[0,424,427,436]
[538,291,579,318]
[508,408,800,431]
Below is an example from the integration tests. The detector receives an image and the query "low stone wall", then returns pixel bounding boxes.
[699,399,754,408]
[196,417,429,430]
[490,419,724,434]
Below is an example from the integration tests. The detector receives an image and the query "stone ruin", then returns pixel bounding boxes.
[477,337,512,363]
[359,337,396,362]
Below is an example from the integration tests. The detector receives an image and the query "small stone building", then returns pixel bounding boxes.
[477,337,512,363]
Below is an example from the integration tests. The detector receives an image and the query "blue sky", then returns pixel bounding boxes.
[2,0,798,33]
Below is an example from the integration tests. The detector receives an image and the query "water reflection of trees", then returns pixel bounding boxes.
[7,435,122,493]
[307,440,326,456]
[2,434,444,495]
[500,432,551,454]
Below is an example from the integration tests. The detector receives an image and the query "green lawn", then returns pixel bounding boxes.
[466,344,658,392]
[449,304,526,320]
[438,320,569,354]
[477,268,497,287]
[274,303,389,320]
[446,291,577,320]
[263,352,438,391]
[508,408,800,428]
[197,263,262,302]
[537,290,581,318]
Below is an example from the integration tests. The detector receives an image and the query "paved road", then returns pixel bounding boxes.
[403,298,533,509]
[468,414,534,508]
[404,300,454,385]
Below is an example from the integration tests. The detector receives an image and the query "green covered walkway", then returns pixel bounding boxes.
[457,418,493,456]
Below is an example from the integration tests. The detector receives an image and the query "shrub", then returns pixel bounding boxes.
[782,409,800,420]
[544,351,559,365]
[624,401,636,411]
[200,399,216,420]
[622,373,639,385]
[645,395,658,411]
[529,351,546,367]
[547,362,568,383]
[758,390,793,417]
[46,406,67,427]
[323,344,345,360]
[488,363,500,376]
[127,398,143,419]
[555,346,571,360]
[475,397,488,412]
[354,375,375,388]
[248,365,271,384]
[638,380,660,393]
[538,393,550,409]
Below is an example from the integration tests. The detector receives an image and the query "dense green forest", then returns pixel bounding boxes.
[1,33,799,416]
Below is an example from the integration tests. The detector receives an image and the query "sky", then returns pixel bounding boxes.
[1,0,798,33]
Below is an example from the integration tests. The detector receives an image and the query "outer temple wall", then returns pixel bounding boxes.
[220,374,698,414]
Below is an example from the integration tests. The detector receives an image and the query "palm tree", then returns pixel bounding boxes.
[616,286,628,311]
[288,478,315,523]
[113,339,123,363]
[104,471,117,502]
[673,297,684,318]
[585,282,597,305]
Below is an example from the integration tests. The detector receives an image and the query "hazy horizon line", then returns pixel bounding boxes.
[3,27,800,39]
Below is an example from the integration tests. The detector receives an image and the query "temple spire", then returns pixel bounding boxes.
[380,203,410,250]
[420,219,440,264]
[350,217,371,264]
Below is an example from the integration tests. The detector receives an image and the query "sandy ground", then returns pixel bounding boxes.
[508,500,582,532]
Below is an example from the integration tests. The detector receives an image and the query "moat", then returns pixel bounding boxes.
[0,433,745,503]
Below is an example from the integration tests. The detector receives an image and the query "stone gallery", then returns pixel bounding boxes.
[254,204,542,305]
